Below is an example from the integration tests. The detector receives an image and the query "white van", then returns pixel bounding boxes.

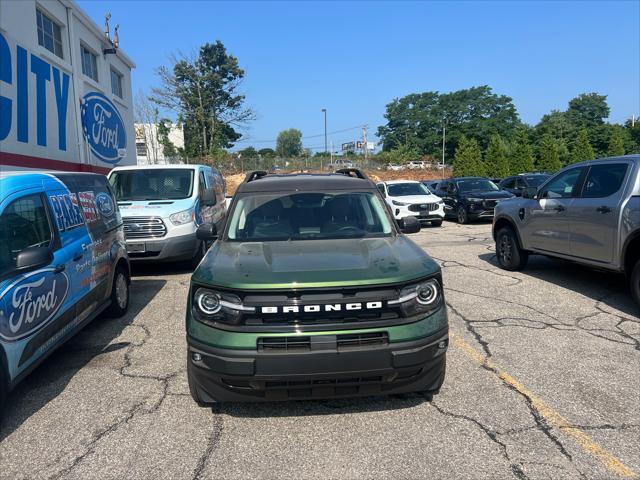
[108,165,226,265]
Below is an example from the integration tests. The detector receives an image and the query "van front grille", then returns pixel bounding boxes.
[123,216,167,239]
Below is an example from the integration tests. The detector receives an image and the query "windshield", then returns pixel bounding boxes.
[109,169,194,201]
[524,175,549,187]
[457,179,499,193]
[226,191,394,241]
[387,183,430,196]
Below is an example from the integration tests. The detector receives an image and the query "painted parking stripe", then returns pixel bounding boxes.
[450,331,637,478]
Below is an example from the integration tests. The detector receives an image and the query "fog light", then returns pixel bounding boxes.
[192,353,203,362]
[438,341,447,349]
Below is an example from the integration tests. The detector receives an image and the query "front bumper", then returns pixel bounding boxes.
[187,319,448,402]
[126,230,199,262]
[393,204,445,223]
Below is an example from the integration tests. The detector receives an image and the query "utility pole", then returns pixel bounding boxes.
[322,109,327,153]
[441,123,446,180]
[331,141,334,167]
[363,125,369,168]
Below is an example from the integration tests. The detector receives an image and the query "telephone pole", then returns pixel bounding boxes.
[322,109,327,153]
[363,125,368,168]
[441,123,446,180]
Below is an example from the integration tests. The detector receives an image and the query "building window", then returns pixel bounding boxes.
[110,68,123,98]
[136,142,148,157]
[81,45,98,81]
[36,9,63,58]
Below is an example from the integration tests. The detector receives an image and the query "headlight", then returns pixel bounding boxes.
[193,287,255,325]
[392,200,409,206]
[467,198,483,203]
[389,279,442,317]
[170,209,194,225]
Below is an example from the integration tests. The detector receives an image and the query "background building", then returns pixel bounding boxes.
[0,0,136,173]
[135,122,185,165]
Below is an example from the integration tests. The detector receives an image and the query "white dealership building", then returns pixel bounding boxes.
[0,0,136,174]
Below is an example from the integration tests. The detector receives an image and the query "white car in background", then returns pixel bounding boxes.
[376,180,445,227]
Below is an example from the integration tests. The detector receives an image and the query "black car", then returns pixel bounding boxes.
[499,174,551,197]
[435,177,514,224]
[421,180,441,194]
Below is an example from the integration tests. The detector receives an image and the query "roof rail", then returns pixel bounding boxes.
[244,170,268,183]
[335,168,368,180]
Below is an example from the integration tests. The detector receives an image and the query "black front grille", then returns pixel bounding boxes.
[409,203,438,212]
[257,332,389,352]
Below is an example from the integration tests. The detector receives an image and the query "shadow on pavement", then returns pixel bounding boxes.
[131,261,194,277]
[0,278,166,439]
[211,392,429,418]
[478,252,639,318]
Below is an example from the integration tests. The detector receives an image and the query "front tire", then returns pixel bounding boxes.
[631,260,640,308]
[496,227,529,271]
[190,240,206,269]
[106,265,130,317]
[431,219,443,227]
[457,206,468,224]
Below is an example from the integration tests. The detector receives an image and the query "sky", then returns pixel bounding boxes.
[78,0,640,152]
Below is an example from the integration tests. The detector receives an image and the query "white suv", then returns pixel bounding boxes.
[377,180,445,227]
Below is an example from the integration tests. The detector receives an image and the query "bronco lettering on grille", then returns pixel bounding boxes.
[261,301,383,314]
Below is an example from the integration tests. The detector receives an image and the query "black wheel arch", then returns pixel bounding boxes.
[622,229,640,275]
[493,216,525,248]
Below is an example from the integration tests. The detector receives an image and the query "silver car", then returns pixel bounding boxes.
[492,155,640,307]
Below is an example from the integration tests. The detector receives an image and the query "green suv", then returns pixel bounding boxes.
[186,169,448,403]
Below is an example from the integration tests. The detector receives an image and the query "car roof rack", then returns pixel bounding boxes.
[335,168,368,180]
[244,170,269,183]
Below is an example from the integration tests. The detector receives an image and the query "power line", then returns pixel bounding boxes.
[236,125,372,145]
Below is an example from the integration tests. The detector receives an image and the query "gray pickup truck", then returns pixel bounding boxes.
[492,155,640,307]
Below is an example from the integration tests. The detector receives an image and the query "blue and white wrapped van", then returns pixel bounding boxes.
[0,172,130,409]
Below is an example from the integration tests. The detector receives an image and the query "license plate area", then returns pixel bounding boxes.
[127,243,146,253]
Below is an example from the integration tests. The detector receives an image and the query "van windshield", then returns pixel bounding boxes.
[109,169,194,201]
[227,191,394,241]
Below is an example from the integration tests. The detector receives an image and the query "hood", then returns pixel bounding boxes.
[116,197,195,218]
[391,194,442,204]
[192,236,440,290]
[461,190,513,200]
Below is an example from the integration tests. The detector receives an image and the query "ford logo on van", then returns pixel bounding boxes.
[96,192,115,217]
[81,92,127,164]
[0,269,69,341]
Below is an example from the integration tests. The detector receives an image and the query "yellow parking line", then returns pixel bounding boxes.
[450,331,637,478]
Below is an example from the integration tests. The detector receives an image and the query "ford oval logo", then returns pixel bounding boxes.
[0,269,69,341]
[96,192,115,217]
[81,92,127,164]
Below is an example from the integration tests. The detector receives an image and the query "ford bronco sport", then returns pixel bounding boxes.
[185,169,448,403]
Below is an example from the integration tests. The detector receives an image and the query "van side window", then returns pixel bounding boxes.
[581,164,628,198]
[199,171,207,193]
[0,194,53,272]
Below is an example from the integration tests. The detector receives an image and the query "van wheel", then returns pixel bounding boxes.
[107,265,129,317]
[631,260,640,309]
[496,227,528,271]
[457,206,468,224]
[431,219,443,227]
[190,241,206,269]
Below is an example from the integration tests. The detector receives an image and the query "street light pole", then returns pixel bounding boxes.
[322,108,327,153]
[441,122,446,180]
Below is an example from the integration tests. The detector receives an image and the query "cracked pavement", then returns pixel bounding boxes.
[1,221,639,479]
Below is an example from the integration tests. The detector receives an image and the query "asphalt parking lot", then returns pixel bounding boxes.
[1,221,639,480]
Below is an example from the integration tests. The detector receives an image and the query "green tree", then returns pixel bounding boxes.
[536,134,563,172]
[258,148,276,158]
[566,93,610,128]
[276,129,303,157]
[157,119,179,160]
[453,136,485,177]
[239,146,259,159]
[152,40,254,157]
[571,128,595,163]
[484,134,510,178]
[377,86,521,159]
[607,127,625,156]
[509,128,535,174]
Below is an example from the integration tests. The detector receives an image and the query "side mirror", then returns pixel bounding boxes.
[16,246,54,272]
[196,223,218,241]
[397,216,421,234]
[522,187,538,199]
